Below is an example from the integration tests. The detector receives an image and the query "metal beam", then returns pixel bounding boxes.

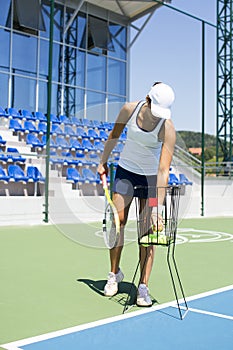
[216,0,233,164]
[64,0,84,35]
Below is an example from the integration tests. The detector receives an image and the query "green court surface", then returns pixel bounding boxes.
[0,217,233,347]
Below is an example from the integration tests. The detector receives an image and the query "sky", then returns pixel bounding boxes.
[129,0,217,135]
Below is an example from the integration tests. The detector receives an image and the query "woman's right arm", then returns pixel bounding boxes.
[97,102,134,176]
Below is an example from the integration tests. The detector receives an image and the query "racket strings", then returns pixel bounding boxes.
[104,203,119,249]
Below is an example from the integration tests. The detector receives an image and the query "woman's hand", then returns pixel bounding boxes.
[97,163,108,177]
[151,213,164,232]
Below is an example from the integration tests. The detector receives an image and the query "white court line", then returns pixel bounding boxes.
[2,284,233,350]
[0,300,178,350]
[181,307,233,321]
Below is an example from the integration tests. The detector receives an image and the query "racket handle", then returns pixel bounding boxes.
[100,173,107,189]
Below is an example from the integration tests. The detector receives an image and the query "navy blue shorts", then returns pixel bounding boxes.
[112,165,157,198]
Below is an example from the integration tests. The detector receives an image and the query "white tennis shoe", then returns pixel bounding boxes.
[136,283,152,307]
[104,268,124,297]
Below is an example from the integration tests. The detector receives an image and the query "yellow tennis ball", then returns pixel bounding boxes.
[153,224,163,233]
[157,235,166,244]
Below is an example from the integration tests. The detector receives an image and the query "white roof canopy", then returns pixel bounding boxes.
[65,1,171,23]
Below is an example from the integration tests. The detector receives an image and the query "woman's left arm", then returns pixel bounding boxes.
[157,120,176,205]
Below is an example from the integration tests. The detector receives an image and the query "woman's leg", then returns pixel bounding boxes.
[109,192,133,274]
[138,198,155,286]
[104,192,133,297]
[139,245,155,286]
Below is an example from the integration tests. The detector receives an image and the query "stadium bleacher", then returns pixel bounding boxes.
[0,107,192,196]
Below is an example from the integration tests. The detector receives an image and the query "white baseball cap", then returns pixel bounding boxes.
[148,82,175,119]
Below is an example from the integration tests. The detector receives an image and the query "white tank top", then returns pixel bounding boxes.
[118,101,165,175]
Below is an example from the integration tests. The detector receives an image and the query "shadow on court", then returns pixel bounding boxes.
[77,279,157,309]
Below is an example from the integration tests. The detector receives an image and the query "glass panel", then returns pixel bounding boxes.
[108,58,126,96]
[0,0,11,26]
[74,88,84,118]
[87,53,106,92]
[39,40,60,81]
[108,95,126,123]
[0,29,10,71]
[109,23,127,60]
[76,50,85,87]
[86,91,105,121]
[52,3,63,42]
[38,80,47,112]
[12,32,37,74]
[0,73,9,108]
[41,1,50,39]
[39,39,48,78]
[52,42,61,82]
[51,83,58,116]
[38,81,59,115]
[77,12,86,48]
[41,1,63,42]
[12,76,36,111]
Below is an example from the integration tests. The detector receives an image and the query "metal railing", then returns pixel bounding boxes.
[174,144,233,179]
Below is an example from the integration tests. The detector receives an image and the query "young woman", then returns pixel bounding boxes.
[97,82,176,306]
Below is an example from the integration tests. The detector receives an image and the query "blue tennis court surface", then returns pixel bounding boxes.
[2,285,233,350]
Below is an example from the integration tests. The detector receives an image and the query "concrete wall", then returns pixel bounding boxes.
[0,175,232,227]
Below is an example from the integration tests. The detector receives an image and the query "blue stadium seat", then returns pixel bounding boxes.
[41,135,57,149]
[0,135,6,145]
[179,173,193,185]
[112,142,124,154]
[38,122,47,134]
[86,153,100,166]
[26,133,44,149]
[69,139,85,152]
[0,106,9,118]
[88,128,101,141]
[49,151,64,165]
[0,166,9,182]
[76,127,89,139]
[34,111,47,122]
[75,152,91,166]
[56,136,70,150]
[94,140,104,153]
[8,165,29,182]
[59,115,73,125]
[71,117,82,126]
[0,149,8,163]
[0,106,5,116]
[7,147,26,163]
[92,120,101,129]
[66,167,85,184]
[99,129,109,141]
[27,166,45,182]
[82,168,100,183]
[49,113,61,124]
[9,119,26,133]
[64,125,76,137]
[20,109,36,121]
[119,132,127,142]
[51,124,65,136]
[168,173,181,185]
[61,152,79,166]
[81,119,93,128]
[82,139,95,152]
[24,121,39,134]
[99,121,112,131]
[7,107,23,120]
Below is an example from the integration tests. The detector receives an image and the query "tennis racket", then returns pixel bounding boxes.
[101,173,120,249]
